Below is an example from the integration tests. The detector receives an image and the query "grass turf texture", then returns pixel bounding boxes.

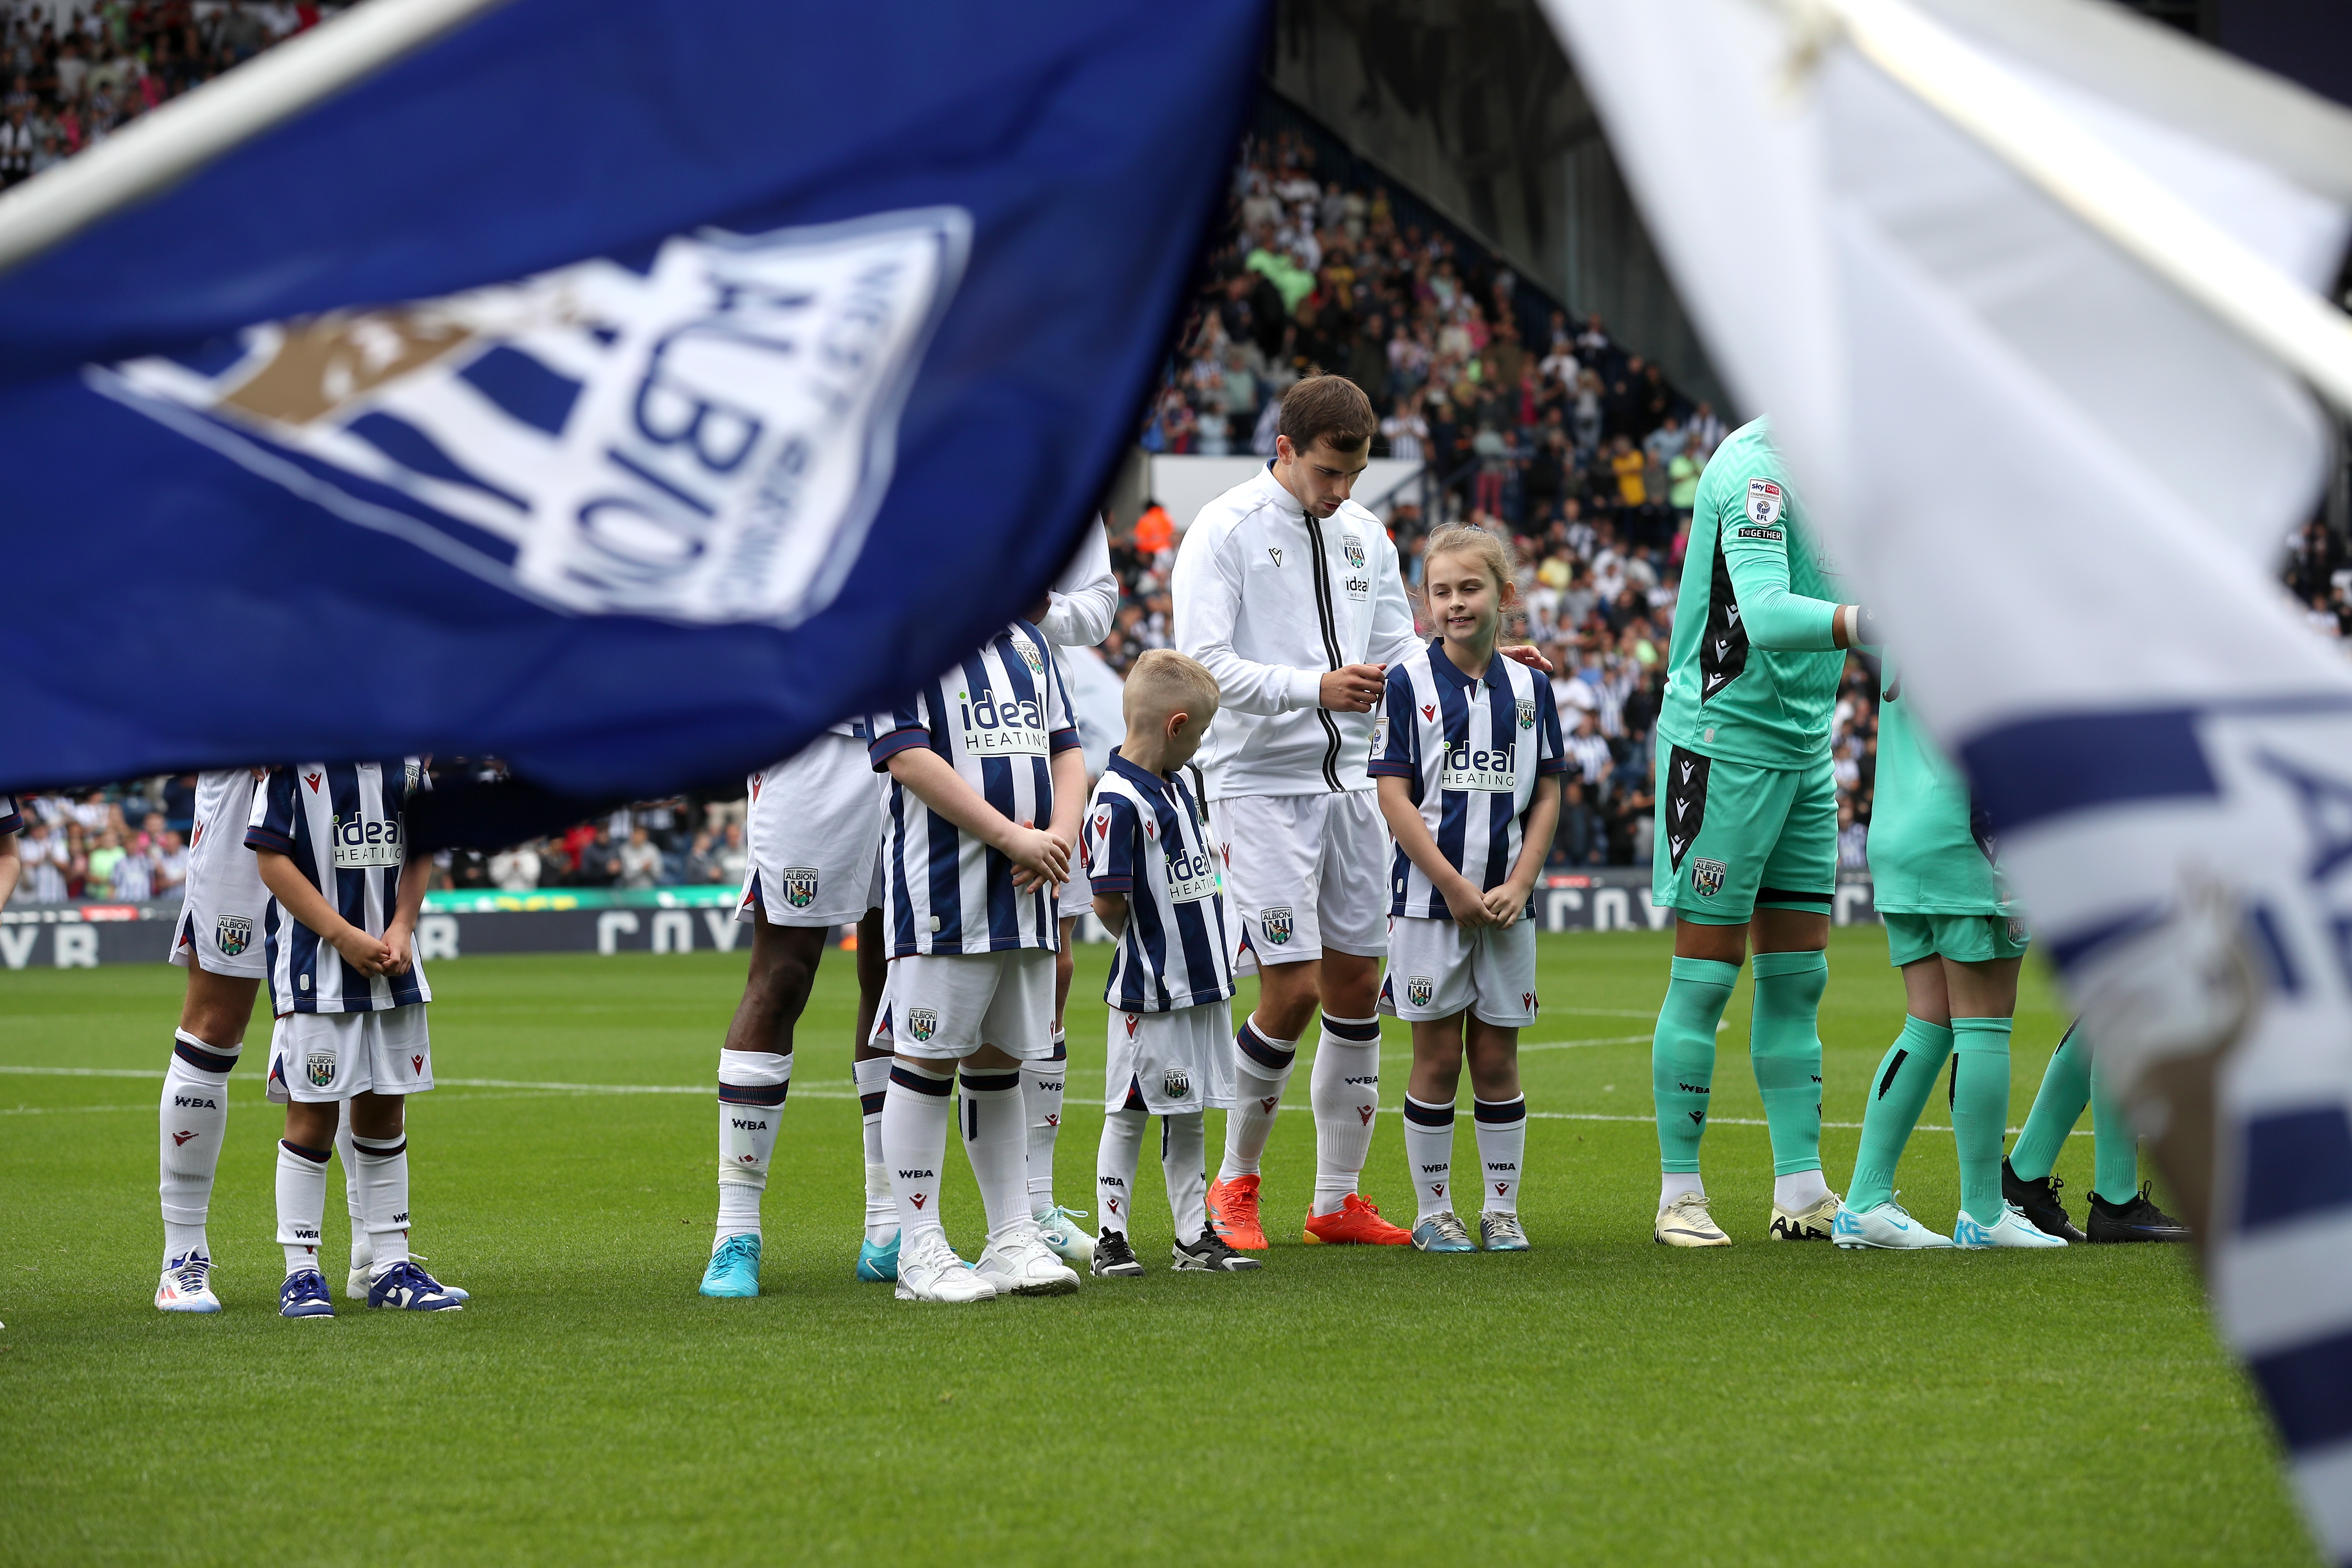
[0,928,2309,1566]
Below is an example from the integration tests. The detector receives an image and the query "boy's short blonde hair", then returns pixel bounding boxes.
[1123,649,1221,728]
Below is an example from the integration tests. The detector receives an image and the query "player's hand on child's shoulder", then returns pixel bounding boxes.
[1501,643,1554,674]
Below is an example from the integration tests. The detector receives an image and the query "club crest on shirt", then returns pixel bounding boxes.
[305,1050,337,1088]
[1261,906,1293,946]
[1746,478,1783,528]
[906,1008,940,1042]
[778,867,819,909]
[1691,858,1727,899]
[1162,1066,1192,1099]
[1406,974,1435,1009]
[1343,535,1366,569]
[100,209,974,627]
[215,914,252,958]
[1515,697,1535,730]
[1010,632,1045,674]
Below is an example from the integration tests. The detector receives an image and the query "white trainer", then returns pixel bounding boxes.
[1034,1206,1096,1268]
[155,1253,223,1313]
[974,1223,1082,1296]
[1831,1198,1954,1250]
[893,1232,998,1303]
[1654,1193,1732,1247]
[1953,1203,2069,1249]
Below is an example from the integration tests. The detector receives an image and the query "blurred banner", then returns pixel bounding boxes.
[0,0,1265,796]
[1536,0,2352,1555]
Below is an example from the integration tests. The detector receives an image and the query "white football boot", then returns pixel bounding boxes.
[155,1253,223,1313]
[1654,1192,1731,1247]
[1831,1197,1954,1250]
[1033,1205,1096,1268]
[893,1231,998,1304]
[974,1222,1082,1296]
[1953,1202,2069,1249]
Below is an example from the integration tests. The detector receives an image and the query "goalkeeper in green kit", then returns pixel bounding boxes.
[1647,417,1871,1247]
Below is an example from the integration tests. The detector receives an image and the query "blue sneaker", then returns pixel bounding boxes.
[700,1233,762,1297]
[1953,1204,2067,1250]
[349,1253,468,1304]
[279,1269,334,1319]
[367,1259,464,1311]
[1410,1212,1476,1253]
[855,1232,900,1283]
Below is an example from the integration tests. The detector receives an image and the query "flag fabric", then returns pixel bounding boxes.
[1537,0,2352,1555]
[0,0,1265,798]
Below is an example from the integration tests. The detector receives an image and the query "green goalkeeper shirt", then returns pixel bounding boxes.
[1866,659,2009,915]
[1658,417,1848,770]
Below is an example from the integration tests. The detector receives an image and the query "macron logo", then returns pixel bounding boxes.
[303,771,322,793]
[172,1130,199,1146]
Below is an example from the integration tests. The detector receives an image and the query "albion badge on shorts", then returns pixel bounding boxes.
[1261,906,1293,946]
[2007,916,2029,945]
[305,1050,337,1088]
[906,1008,940,1042]
[1691,858,1727,898]
[779,867,820,910]
[1162,1066,1192,1099]
[1406,974,1436,1009]
[215,915,252,958]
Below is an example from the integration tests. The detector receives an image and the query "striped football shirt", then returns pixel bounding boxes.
[244,759,431,1014]
[868,621,1081,957]
[1369,640,1567,919]
[1082,750,1234,1013]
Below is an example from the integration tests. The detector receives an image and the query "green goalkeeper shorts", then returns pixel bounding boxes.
[1651,744,1836,925]
[1883,910,2031,968]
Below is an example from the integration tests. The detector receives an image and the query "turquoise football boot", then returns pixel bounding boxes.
[699,1233,762,1297]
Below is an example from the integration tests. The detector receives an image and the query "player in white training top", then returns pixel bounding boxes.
[1173,374,1549,1249]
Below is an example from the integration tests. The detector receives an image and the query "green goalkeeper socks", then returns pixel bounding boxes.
[2009,1023,2087,1183]
[1846,1015,1953,1212]
[1749,949,1828,1178]
[1949,1017,2013,1225]
[1652,957,1738,1174]
[2089,1061,2141,1205]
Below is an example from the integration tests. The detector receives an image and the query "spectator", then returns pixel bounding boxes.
[85,827,126,901]
[1838,803,1869,875]
[152,830,189,898]
[572,827,622,888]
[713,821,749,887]
[19,819,68,903]
[1563,710,1614,794]
[618,825,663,889]
[490,841,542,893]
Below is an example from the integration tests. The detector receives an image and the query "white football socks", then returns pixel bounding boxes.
[1660,1172,1707,1209]
[1162,1112,1208,1245]
[1309,1015,1383,1217]
[714,1048,792,1244]
[1402,1094,1456,1222]
[159,1030,237,1265]
[1474,1096,1527,1214]
[957,1066,1031,1240]
[349,1131,411,1278]
[276,1138,330,1276]
[1774,1169,1832,1212]
[854,1055,897,1245]
[336,1102,370,1273]
[1217,1016,1298,1182]
[1097,1106,1146,1236]
[881,1060,953,1246]
[1023,1029,1067,1217]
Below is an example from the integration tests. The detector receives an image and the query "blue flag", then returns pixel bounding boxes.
[0,0,1264,796]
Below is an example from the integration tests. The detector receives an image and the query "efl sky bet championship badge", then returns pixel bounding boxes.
[95,211,970,629]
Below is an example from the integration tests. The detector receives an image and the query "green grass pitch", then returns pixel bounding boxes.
[0,929,2312,1565]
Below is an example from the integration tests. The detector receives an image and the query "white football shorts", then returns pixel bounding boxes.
[1212,790,1390,971]
[264,1004,434,1103]
[167,768,269,980]
[738,732,886,928]
[1105,998,1234,1114]
[1057,862,1095,922]
[1378,914,1540,1028]
[881,949,1055,1061]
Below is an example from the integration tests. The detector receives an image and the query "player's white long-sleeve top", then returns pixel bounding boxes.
[1038,515,1117,651]
[1173,462,1417,799]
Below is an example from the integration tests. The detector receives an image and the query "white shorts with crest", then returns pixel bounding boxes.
[1378,915,1539,1028]
[738,732,886,928]
[879,950,1055,1061]
[1104,998,1234,1115]
[264,1004,434,1103]
[167,769,269,980]
[1211,790,1390,972]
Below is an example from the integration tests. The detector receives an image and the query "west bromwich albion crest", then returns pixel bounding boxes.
[906,1007,940,1042]
[1691,858,1727,899]
[1515,696,1535,730]
[215,914,253,958]
[1406,974,1436,1008]
[779,867,819,909]
[96,209,972,628]
[1343,535,1366,569]
[1261,906,1293,946]
[1010,631,1046,673]
[306,1050,337,1088]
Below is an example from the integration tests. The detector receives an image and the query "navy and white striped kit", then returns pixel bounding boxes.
[868,621,1079,957]
[244,760,429,1015]
[1081,751,1235,1014]
[1369,641,1567,919]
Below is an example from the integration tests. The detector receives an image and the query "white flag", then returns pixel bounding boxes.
[1538,0,2352,1555]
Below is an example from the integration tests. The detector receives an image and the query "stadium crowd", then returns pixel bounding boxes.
[0,0,336,185]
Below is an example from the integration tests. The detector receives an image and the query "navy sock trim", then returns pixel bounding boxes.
[1473,1096,1527,1124]
[1321,1014,1382,1043]
[174,1038,240,1074]
[889,1064,953,1096]
[859,1090,887,1116]
[1050,1041,1068,1063]
[959,1069,1022,1094]
[280,1139,331,1164]
[351,1139,408,1160]
[1403,1098,1455,1128]
[719,1083,790,1107]
[1237,1023,1296,1072]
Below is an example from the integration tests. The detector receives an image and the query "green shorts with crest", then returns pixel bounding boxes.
[1650,746,1837,925]
[1883,910,2030,968]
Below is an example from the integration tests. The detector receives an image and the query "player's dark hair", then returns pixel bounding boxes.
[1277,374,1376,455]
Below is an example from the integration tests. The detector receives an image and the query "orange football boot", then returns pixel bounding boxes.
[1302,1193,1412,1245]
[1207,1173,1268,1250]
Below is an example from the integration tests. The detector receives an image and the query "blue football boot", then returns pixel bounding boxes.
[279,1269,335,1319]
[855,1231,900,1283]
[1410,1212,1477,1253]
[700,1233,762,1297]
[367,1259,465,1310]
